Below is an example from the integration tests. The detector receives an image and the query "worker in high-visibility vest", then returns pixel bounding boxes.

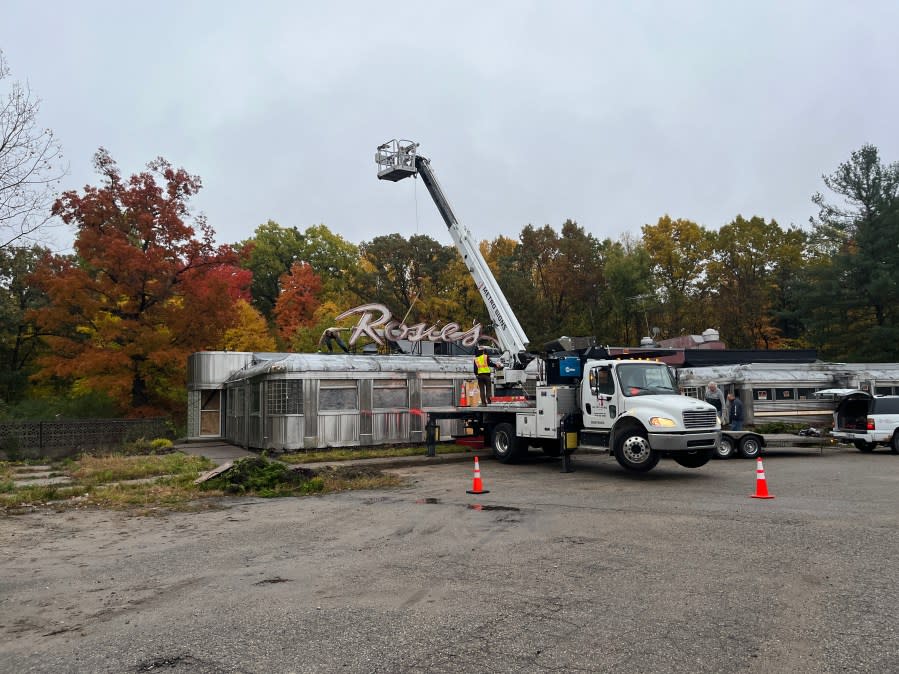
[473,346,496,405]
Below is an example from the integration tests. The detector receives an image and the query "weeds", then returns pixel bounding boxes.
[198,457,403,498]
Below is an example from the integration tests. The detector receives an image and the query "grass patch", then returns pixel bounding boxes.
[279,443,468,464]
[71,453,211,486]
[0,452,216,515]
[2,451,407,516]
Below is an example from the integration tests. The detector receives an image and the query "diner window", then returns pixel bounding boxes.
[753,388,772,401]
[267,380,303,415]
[320,380,358,411]
[250,383,261,413]
[374,381,408,409]
[775,388,794,400]
[422,379,454,407]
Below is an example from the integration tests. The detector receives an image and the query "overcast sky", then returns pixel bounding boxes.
[4,1,898,254]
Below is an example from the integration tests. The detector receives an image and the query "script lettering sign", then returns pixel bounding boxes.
[334,303,482,347]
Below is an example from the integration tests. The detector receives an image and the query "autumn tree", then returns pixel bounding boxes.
[514,220,604,344]
[794,145,899,360]
[241,221,359,320]
[241,220,305,319]
[29,149,244,417]
[221,299,277,352]
[273,261,322,344]
[641,215,713,337]
[0,50,67,250]
[0,244,49,402]
[705,216,806,348]
[352,233,456,321]
[595,236,654,345]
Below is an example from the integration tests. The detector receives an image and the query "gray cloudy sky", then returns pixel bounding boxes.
[4,1,898,253]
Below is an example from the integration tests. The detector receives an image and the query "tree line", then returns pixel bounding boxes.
[2,53,898,422]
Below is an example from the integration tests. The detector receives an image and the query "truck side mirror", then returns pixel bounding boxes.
[669,366,679,385]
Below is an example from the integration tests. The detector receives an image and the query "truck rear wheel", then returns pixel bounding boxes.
[614,430,659,472]
[491,423,523,464]
[738,435,761,459]
[891,434,899,454]
[673,449,713,468]
[854,440,876,452]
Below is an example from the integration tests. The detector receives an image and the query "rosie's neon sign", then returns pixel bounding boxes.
[335,303,482,347]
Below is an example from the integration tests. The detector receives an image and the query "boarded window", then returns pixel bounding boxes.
[422,379,454,407]
[200,390,221,436]
[374,381,408,409]
[267,380,303,415]
[320,380,358,411]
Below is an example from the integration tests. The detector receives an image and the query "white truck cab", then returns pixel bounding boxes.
[577,360,720,471]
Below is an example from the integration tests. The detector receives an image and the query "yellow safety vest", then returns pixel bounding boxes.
[475,354,490,374]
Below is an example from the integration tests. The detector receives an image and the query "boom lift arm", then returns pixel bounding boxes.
[375,140,530,370]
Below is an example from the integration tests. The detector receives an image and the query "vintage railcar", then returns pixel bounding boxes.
[187,351,473,450]
[676,362,899,426]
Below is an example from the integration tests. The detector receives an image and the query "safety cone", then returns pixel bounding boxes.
[466,456,490,495]
[750,456,775,499]
[459,386,468,407]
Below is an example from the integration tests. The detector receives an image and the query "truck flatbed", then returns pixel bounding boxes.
[717,430,829,459]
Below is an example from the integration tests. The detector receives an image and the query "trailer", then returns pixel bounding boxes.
[715,431,831,459]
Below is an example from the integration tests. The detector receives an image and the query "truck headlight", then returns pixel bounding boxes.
[649,417,677,427]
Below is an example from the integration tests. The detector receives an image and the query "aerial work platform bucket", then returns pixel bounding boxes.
[376,139,419,181]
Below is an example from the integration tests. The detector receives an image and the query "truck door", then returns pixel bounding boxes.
[583,365,618,430]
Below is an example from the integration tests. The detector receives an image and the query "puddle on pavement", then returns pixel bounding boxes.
[414,498,520,513]
[467,504,520,512]
[254,576,292,585]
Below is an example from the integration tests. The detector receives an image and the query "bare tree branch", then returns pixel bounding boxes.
[0,49,68,250]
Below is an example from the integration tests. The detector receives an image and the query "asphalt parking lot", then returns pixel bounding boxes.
[1,446,896,673]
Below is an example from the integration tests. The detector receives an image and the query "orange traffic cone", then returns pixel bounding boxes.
[750,457,775,499]
[459,386,468,407]
[466,456,490,495]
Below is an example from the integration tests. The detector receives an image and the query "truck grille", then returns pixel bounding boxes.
[683,410,717,429]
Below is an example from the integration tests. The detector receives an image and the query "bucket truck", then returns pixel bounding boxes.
[376,140,720,473]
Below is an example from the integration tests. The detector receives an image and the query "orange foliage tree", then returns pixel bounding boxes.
[28,149,246,417]
[273,261,322,343]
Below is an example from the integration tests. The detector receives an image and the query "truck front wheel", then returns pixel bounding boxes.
[673,449,713,468]
[715,436,735,459]
[614,430,659,472]
[491,423,523,464]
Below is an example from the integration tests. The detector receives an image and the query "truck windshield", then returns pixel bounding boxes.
[616,363,677,397]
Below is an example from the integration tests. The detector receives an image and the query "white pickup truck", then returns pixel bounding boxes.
[818,389,899,453]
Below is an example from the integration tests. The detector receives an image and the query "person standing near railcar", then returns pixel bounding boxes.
[705,381,728,426]
[727,392,744,431]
